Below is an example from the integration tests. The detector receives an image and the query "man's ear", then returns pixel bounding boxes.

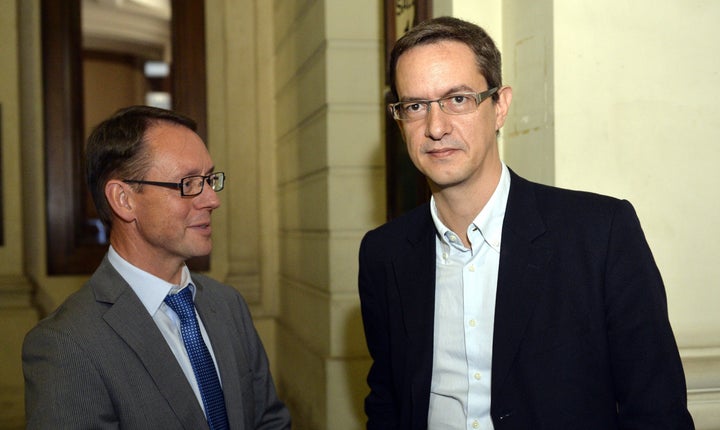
[494,85,513,131]
[105,180,136,223]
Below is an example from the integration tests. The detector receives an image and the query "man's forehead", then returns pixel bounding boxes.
[395,41,485,96]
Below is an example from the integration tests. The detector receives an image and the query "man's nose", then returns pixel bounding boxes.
[425,101,452,140]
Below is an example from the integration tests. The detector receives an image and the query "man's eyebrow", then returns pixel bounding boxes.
[398,95,426,102]
[443,85,476,96]
[399,85,477,102]
[184,166,216,176]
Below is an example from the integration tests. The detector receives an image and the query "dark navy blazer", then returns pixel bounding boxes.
[359,169,693,429]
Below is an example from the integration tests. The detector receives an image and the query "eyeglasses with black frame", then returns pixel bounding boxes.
[389,87,499,121]
[123,172,225,197]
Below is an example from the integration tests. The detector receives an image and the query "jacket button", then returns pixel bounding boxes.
[498,410,513,421]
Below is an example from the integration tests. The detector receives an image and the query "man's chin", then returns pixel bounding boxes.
[185,240,213,260]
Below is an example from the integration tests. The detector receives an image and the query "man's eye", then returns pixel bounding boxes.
[449,95,471,105]
[404,103,424,112]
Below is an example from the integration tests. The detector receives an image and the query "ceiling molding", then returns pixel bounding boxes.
[81,0,171,61]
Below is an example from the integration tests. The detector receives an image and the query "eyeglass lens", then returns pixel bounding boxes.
[392,88,498,121]
[181,173,224,196]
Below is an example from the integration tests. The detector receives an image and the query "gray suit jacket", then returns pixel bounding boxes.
[23,256,291,429]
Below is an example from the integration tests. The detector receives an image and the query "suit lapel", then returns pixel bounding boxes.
[391,205,437,427]
[492,171,553,395]
[92,258,210,430]
[394,209,436,337]
[192,279,247,429]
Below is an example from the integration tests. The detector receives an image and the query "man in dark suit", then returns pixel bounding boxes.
[358,17,694,429]
[23,106,291,429]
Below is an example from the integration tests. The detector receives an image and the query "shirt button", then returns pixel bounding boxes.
[468,265,475,272]
[472,420,480,429]
[442,252,448,260]
[474,372,481,380]
[469,319,476,327]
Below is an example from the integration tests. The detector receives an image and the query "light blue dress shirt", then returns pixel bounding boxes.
[107,246,222,415]
[427,163,510,430]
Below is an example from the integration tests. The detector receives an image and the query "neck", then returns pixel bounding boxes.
[110,229,185,285]
[431,164,502,247]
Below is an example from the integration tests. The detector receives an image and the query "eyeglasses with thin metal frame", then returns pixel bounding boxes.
[388,87,499,121]
[123,172,225,197]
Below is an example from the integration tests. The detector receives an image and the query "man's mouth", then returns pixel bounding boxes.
[426,147,459,158]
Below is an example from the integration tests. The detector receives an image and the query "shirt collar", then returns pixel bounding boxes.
[107,245,193,316]
[430,162,510,253]
[476,162,510,252]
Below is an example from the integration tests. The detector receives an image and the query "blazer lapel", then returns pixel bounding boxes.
[391,205,437,427]
[492,172,553,394]
[394,208,436,337]
[92,258,210,430]
[192,279,248,429]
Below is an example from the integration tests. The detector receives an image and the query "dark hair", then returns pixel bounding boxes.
[388,16,502,101]
[85,105,197,226]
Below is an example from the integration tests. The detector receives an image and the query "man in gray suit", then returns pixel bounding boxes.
[22,105,291,429]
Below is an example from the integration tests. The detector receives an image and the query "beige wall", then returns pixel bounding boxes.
[0,1,40,428]
[271,1,384,428]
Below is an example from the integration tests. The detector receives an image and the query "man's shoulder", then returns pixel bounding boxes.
[190,272,246,302]
[189,273,256,328]
[509,170,636,229]
[363,202,431,240]
[512,170,625,208]
[190,272,228,292]
[25,282,101,342]
[359,202,434,263]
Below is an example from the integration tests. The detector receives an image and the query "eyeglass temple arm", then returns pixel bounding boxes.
[123,179,181,189]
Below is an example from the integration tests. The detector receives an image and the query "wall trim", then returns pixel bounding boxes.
[682,347,720,429]
[0,275,34,308]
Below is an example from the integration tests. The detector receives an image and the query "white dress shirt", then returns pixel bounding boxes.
[107,246,222,415]
[427,163,510,430]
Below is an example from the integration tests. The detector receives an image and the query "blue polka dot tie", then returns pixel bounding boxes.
[165,288,229,430]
